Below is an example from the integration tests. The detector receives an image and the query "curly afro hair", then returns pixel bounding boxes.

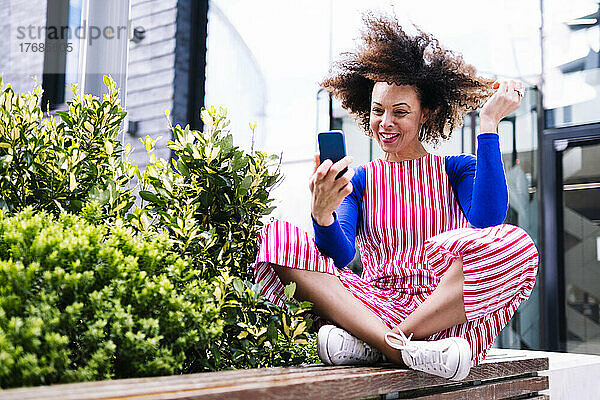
[321,12,495,144]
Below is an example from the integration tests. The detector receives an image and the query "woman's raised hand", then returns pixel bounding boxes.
[309,154,354,227]
[479,80,525,133]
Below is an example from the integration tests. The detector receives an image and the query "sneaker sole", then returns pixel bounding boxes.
[449,337,472,381]
[317,325,336,365]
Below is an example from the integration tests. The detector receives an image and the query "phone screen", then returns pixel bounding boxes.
[318,130,347,179]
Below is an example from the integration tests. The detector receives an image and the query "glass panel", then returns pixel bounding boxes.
[563,142,600,354]
[494,87,541,351]
[205,1,267,152]
[543,1,600,128]
[545,69,600,128]
[462,117,473,155]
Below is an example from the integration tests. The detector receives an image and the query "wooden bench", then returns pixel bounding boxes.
[0,354,548,400]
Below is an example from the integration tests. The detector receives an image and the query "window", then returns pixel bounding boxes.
[41,0,82,111]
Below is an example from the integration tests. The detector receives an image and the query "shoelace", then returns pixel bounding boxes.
[384,330,414,351]
[339,334,377,361]
[384,331,449,373]
[409,348,447,373]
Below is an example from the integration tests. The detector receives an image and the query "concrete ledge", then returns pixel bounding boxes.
[488,348,600,400]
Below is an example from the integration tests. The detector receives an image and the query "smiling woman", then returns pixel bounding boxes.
[369,83,428,162]
[320,13,495,145]
[252,11,538,382]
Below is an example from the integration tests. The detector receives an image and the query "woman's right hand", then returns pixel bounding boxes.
[309,154,354,227]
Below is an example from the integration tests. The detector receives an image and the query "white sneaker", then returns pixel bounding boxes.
[317,325,384,365]
[385,330,472,381]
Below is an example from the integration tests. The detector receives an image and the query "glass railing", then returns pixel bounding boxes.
[545,68,600,129]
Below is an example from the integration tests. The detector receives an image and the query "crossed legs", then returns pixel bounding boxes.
[272,257,467,364]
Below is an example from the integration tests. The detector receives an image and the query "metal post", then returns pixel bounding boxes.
[509,116,517,166]
[328,0,334,130]
[537,0,554,351]
[329,94,334,130]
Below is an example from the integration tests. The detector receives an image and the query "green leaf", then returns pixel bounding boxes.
[238,176,252,196]
[293,320,307,338]
[161,175,173,193]
[176,159,190,177]
[262,206,276,215]
[283,282,296,301]
[105,140,114,155]
[282,315,290,337]
[69,172,77,191]
[143,136,155,152]
[139,190,160,203]
[222,135,233,152]
[232,278,244,295]
[55,111,72,126]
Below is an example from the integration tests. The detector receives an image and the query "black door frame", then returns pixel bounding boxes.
[539,121,600,351]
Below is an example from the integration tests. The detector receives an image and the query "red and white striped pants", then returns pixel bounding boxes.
[253,221,539,365]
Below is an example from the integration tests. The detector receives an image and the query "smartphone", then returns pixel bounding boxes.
[318,130,348,179]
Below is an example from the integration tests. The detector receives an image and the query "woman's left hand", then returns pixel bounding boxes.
[479,80,525,133]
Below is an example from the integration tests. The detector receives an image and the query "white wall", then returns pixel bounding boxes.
[205,2,267,153]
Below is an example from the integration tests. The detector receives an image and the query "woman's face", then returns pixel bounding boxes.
[369,82,428,158]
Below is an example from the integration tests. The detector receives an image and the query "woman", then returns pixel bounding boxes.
[253,13,538,381]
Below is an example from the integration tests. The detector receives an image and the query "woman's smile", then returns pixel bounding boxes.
[379,132,401,143]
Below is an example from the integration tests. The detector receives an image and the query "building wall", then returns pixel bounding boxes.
[0,0,47,94]
[126,0,179,165]
[0,0,186,168]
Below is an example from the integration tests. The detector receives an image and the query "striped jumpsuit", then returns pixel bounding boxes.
[253,153,539,366]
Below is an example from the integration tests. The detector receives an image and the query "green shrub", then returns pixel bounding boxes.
[0,208,222,387]
[0,76,136,218]
[215,279,317,370]
[0,78,319,388]
[135,106,281,281]
[0,209,317,388]
[130,105,316,370]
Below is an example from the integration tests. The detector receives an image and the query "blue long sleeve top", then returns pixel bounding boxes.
[312,133,508,268]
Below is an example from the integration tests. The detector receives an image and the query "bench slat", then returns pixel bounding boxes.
[403,376,548,399]
[0,358,549,400]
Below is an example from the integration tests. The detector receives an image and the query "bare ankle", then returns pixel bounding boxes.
[383,348,407,367]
